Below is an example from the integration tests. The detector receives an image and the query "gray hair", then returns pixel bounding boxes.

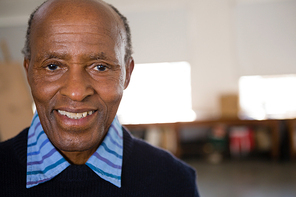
[22,0,133,62]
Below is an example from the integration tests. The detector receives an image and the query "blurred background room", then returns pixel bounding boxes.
[0,0,296,196]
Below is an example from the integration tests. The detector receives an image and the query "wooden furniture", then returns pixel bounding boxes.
[287,119,296,160]
[124,118,281,160]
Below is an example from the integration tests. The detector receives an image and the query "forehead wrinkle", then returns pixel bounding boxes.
[46,32,115,43]
[47,22,114,36]
[50,22,113,31]
[40,22,119,48]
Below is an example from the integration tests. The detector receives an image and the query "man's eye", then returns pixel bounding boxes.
[95,64,107,72]
[46,64,59,71]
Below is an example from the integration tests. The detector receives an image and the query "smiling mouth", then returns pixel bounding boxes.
[58,110,95,119]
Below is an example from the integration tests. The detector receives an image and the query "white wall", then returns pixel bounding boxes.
[0,0,295,119]
[236,0,296,76]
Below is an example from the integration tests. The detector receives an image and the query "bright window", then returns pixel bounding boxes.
[117,62,196,124]
[239,74,296,120]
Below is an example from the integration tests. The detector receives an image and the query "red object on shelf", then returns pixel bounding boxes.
[229,126,255,157]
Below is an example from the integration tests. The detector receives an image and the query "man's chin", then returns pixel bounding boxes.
[53,138,100,154]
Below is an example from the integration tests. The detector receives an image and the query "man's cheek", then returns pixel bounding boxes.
[100,85,123,102]
[31,83,55,104]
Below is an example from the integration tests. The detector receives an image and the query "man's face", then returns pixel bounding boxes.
[24,1,133,155]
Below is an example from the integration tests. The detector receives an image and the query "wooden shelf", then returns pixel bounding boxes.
[124,118,283,160]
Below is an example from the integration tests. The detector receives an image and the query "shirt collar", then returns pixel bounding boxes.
[26,112,123,188]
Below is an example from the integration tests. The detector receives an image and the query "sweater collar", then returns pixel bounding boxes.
[26,112,123,188]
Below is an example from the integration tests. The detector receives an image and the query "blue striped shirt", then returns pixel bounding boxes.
[26,112,123,188]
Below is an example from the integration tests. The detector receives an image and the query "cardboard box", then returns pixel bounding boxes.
[219,94,239,119]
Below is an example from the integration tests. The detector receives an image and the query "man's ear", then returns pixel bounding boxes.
[124,57,134,89]
[23,58,30,82]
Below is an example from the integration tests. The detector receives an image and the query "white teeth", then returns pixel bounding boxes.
[58,110,94,119]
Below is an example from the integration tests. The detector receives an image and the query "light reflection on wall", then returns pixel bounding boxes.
[117,62,196,124]
[239,74,296,120]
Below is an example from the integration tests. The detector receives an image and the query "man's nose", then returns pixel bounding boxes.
[60,68,94,101]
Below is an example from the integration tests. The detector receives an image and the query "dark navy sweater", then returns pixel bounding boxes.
[0,127,199,196]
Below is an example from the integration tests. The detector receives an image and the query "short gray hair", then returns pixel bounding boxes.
[22,0,133,62]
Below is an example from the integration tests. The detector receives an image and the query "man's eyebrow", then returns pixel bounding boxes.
[36,52,69,62]
[88,52,107,60]
[36,52,117,63]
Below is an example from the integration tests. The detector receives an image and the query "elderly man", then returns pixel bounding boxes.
[0,0,199,196]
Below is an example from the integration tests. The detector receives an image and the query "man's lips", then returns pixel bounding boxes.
[55,109,97,120]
